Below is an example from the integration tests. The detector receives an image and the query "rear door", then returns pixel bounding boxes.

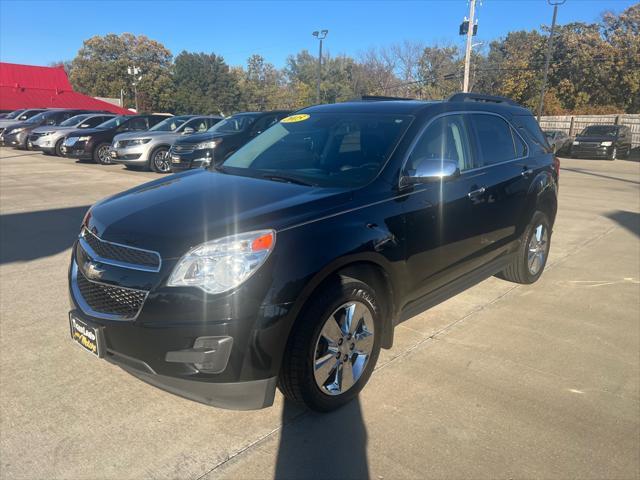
[466,112,535,256]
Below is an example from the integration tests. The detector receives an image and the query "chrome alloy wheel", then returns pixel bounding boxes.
[98,145,112,164]
[153,148,171,172]
[313,301,375,396]
[528,224,548,275]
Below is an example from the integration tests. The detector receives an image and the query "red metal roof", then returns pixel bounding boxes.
[0,62,130,114]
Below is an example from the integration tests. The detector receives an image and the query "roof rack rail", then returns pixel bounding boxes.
[447,93,519,106]
[349,95,415,102]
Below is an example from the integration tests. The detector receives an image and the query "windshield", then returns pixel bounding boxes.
[25,112,48,124]
[222,113,412,188]
[60,114,91,127]
[209,114,259,133]
[5,110,24,119]
[149,116,191,132]
[580,125,618,137]
[96,116,128,129]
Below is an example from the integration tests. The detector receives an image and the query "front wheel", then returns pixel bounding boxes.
[54,138,65,157]
[608,147,617,161]
[150,146,171,173]
[498,211,551,284]
[93,143,112,164]
[278,277,381,412]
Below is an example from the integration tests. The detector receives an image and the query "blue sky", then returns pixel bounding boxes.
[0,0,635,68]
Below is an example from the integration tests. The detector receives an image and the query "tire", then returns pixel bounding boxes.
[619,147,630,159]
[150,146,171,173]
[93,143,112,164]
[608,147,617,161]
[54,138,64,157]
[498,211,551,284]
[278,276,382,412]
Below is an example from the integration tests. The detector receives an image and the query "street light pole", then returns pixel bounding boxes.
[462,0,476,93]
[127,66,142,112]
[312,30,328,104]
[537,0,565,121]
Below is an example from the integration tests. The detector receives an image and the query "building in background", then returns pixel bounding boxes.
[0,62,130,114]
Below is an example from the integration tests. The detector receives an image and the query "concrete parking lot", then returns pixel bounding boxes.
[0,148,638,479]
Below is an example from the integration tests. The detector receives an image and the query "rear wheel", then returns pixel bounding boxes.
[498,211,551,284]
[150,146,171,173]
[278,277,381,412]
[93,143,112,164]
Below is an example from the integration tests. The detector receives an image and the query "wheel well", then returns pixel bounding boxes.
[302,261,396,349]
[538,193,557,226]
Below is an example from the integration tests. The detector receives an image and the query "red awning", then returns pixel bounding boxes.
[0,62,130,114]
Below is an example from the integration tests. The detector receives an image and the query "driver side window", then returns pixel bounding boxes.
[408,115,473,172]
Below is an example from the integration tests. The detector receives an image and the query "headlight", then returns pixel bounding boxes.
[195,138,222,150]
[600,141,613,147]
[41,131,55,136]
[572,141,580,145]
[129,138,152,145]
[168,230,275,294]
[78,136,92,141]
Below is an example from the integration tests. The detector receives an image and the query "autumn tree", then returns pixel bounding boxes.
[69,33,174,112]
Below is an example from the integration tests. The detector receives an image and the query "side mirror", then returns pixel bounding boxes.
[403,158,460,185]
[80,124,90,128]
[46,119,57,125]
[182,127,195,135]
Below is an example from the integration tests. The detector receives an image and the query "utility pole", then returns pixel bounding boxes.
[312,30,328,104]
[537,0,565,121]
[462,0,476,93]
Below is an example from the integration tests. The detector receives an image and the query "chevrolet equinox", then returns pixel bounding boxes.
[68,93,558,412]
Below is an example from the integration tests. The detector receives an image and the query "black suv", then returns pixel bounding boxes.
[0,109,93,149]
[169,111,291,172]
[570,124,633,160]
[61,114,171,164]
[68,94,558,412]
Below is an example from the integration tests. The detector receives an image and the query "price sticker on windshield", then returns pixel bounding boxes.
[281,114,310,123]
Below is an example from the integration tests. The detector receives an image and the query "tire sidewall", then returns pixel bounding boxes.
[298,279,382,412]
[521,211,551,283]
[55,138,64,157]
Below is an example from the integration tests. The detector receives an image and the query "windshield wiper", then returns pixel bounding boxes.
[261,173,315,186]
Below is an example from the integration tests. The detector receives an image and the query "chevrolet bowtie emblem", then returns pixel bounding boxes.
[83,259,105,280]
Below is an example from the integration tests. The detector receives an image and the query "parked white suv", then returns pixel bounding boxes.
[110,115,222,173]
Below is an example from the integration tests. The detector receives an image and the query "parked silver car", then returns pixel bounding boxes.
[110,115,222,173]
[29,113,115,156]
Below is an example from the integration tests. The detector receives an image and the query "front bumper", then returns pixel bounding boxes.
[110,144,150,165]
[2,131,27,148]
[61,140,92,159]
[169,148,213,172]
[30,134,54,152]
[67,238,293,410]
[571,145,614,159]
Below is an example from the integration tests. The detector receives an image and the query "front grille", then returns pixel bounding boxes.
[578,142,601,148]
[172,144,194,154]
[75,267,147,319]
[81,229,160,270]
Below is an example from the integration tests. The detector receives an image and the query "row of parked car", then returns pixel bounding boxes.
[544,124,634,160]
[0,108,294,173]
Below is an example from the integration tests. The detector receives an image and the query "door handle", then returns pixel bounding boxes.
[467,186,486,198]
[521,168,534,177]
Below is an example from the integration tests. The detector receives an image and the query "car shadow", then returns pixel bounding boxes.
[274,399,369,479]
[559,167,640,185]
[0,205,90,264]
[605,210,640,238]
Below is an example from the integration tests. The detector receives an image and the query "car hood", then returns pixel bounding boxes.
[575,135,616,142]
[65,127,113,138]
[173,131,238,145]
[1,121,32,131]
[32,125,77,134]
[114,130,180,142]
[86,169,350,259]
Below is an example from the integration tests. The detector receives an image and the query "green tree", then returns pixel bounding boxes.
[172,51,241,115]
[69,33,174,112]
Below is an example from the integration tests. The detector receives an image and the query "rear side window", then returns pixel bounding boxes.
[471,114,520,166]
[86,116,108,127]
[127,118,148,130]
